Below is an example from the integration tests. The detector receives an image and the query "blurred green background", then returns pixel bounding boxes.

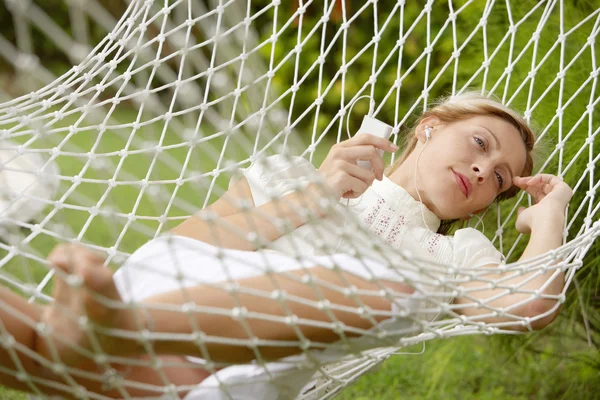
[0,0,599,399]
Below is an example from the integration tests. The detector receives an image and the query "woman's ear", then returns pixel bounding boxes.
[415,117,441,142]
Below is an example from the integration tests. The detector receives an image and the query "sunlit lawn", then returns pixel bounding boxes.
[2,331,597,399]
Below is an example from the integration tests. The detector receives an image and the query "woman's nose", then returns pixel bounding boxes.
[472,165,488,183]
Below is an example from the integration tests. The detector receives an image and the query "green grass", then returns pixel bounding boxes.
[0,105,262,288]
[3,330,596,400]
[341,332,599,400]
[0,387,26,400]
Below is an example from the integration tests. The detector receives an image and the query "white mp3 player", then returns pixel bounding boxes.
[355,115,394,170]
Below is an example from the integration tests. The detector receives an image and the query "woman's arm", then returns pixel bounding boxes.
[454,214,564,330]
[0,286,45,392]
[171,135,397,251]
[171,182,329,251]
[454,175,572,331]
[203,176,256,218]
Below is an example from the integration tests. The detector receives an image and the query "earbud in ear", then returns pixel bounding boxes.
[425,126,432,140]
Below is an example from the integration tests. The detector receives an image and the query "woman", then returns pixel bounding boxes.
[0,93,573,399]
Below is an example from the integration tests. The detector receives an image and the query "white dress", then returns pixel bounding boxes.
[113,155,503,400]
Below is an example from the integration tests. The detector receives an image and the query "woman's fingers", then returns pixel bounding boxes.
[333,145,386,179]
[342,160,378,185]
[513,176,533,186]
[330,161,376,196]
[48,243,105,274]
[513,176,539,201]
[339,132,398,153]
[338,174,370,199]
[320,134,397,198]
[514,174,573,204]
[529,176,552,202]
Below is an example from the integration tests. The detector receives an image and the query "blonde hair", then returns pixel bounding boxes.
[386,91,536,234]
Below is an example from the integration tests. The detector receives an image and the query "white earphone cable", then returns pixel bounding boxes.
[467,212,485,234]
[334,95,374,254]
[345,95,374,140]
[413,126,434,232]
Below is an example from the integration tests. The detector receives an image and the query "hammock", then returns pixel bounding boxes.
[0,1,598,399]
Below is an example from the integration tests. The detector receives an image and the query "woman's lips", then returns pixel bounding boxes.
[453,170,472,198]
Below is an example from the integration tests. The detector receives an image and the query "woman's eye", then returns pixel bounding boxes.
[474,137,485,149]
[495,172,504,188]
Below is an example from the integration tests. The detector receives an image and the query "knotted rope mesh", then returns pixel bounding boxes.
[0,0,598,399]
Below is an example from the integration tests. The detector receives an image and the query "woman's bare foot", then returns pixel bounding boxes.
[36,244,143,367]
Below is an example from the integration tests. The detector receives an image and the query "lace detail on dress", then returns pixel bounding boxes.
[373,204,394,237]
[386,215,407,247]
[370,176,441,232]
[353,190,454,264]
[358,196,410,250]
[427,234,442,255]
[363,198,385,227]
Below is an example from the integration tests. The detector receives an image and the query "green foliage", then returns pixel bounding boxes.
[0,0,127,75]
[249,0,600,256]
[0,388,25,400]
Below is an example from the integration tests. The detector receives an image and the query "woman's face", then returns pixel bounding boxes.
[391,115,528,220]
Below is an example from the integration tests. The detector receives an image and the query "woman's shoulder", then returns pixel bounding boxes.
[244,154,316,180]
[231,154,318,205]
[451,227,503,268]
[452,227,492,242]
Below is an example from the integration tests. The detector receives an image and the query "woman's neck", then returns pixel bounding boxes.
[386,156,437,216]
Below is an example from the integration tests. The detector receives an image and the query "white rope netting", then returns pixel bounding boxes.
[0,0,598,399]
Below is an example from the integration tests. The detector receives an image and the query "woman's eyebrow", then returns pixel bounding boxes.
[476,125,501,150]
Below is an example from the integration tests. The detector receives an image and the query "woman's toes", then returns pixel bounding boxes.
[43,243,140,361]
[48,244,106,304]
[80,265,120,324]
[48,243,78,271]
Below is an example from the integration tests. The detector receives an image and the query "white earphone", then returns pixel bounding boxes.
[425,125,432,140]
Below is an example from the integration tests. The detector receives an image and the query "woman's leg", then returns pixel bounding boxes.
[0,246,210,399]
[40,243,412,365]
[0,285,45,393]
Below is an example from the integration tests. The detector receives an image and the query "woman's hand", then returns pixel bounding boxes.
[513,174,573,234]
[318,134,398,199]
